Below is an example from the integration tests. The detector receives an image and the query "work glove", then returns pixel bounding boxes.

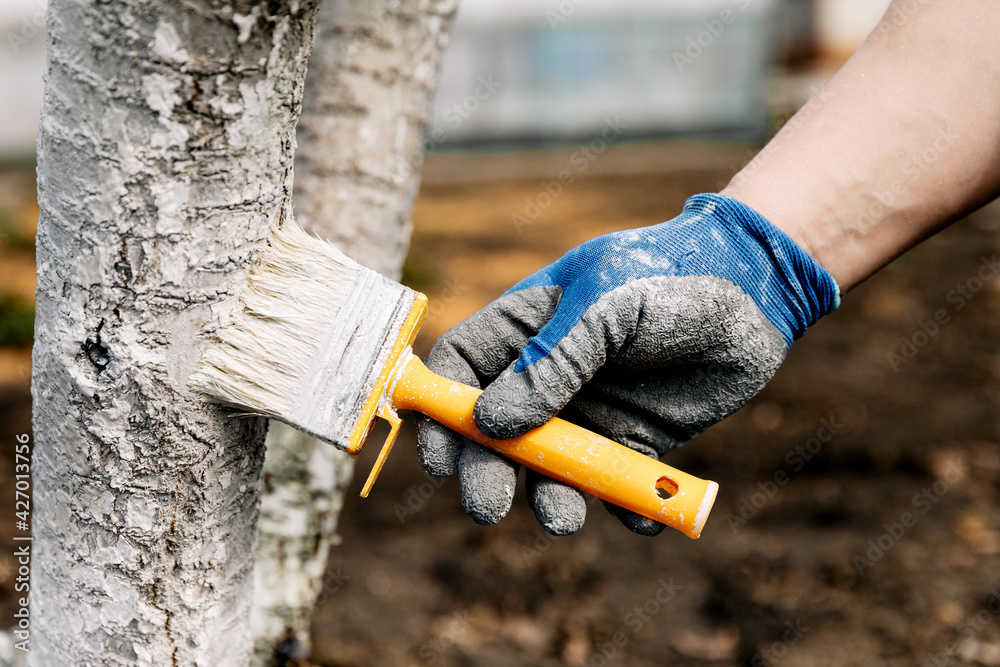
[415,193,839,536]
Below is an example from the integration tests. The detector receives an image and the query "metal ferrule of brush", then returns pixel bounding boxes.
[286,266,427,455]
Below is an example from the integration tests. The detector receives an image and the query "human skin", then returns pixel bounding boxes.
[722,0,1000,291]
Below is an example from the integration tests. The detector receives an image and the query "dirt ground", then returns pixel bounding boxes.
[2,141,1000,666]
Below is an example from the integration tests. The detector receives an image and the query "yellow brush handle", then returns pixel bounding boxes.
[391,355,718,539]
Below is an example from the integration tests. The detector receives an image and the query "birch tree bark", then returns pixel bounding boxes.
[250,0,458,663]
[31,1,319,664]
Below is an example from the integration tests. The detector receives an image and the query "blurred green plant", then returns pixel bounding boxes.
[0,295,34,347]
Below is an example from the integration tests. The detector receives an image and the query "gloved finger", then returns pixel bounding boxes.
[525,469,586,536]
[558,404,671,536]
[558,387,685,459]
[458,442,519,525]
[602,501,666,537]
[474,281,649,441]
[599,427,667,536]
[415,413,464,477]
[424,284,563,386]
[416,285,562,477]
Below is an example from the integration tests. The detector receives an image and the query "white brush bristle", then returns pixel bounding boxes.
[190,221,362,417]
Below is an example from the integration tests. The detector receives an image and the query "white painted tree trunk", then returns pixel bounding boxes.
[30,0,320,665]
[249,0,458,663]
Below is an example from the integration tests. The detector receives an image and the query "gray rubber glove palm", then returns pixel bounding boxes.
[415,194,839,536]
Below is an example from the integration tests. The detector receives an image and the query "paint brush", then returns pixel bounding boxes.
[190,221,719,538]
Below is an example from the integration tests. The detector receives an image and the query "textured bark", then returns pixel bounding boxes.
[293,0,459,276]
[31,1,319,665]
[249,0,458,663]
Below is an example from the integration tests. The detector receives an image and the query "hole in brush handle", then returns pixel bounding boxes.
[655,476,679,499]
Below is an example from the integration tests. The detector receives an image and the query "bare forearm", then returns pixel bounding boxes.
[722,0,1000,291]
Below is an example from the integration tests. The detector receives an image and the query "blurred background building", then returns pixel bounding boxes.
[0,0,46,160]
[0,0,892,157]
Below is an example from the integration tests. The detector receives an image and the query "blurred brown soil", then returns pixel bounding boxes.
[2,142,1000,666]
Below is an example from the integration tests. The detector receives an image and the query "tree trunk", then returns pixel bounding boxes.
[249,0,458,663]
[30,1,319,664]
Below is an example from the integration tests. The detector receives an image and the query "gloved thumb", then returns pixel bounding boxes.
[474,290,623,440]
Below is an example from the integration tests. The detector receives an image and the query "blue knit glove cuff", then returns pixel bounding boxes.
[682,193,840,346]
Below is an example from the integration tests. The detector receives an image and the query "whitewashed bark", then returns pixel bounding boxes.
[250,0,458,663]
[30,1,320,665]
[294,0,459,275]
